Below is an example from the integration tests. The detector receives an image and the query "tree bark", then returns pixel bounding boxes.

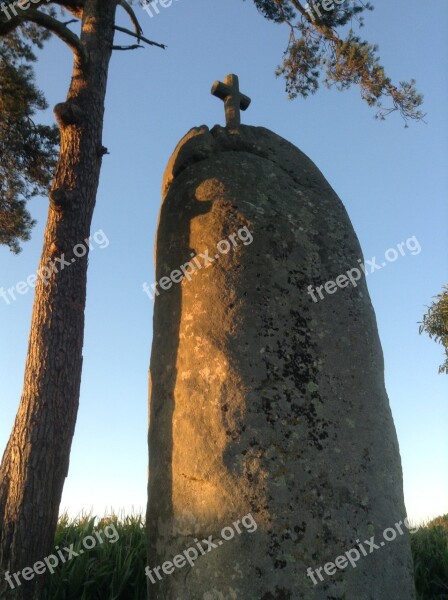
[0,2,117,598]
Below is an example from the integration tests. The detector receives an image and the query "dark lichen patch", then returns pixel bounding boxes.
[294,521,307,543]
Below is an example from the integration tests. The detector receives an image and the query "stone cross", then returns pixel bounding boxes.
[211,74,251,128]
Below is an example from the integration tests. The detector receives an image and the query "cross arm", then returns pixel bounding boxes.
[211,81,251,111]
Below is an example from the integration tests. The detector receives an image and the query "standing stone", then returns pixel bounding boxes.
[147,124,415,600]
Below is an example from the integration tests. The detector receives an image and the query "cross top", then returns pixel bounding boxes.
[211,74,251,129]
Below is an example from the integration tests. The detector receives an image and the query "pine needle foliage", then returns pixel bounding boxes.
[0,24,58,253]
[250,0,424,124]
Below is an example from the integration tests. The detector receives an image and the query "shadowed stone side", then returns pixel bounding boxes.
[147,125,415,600]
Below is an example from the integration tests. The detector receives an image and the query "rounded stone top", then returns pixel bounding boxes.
[162,125,334,199]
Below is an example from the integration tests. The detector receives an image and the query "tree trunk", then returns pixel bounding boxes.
[0,2,116,598]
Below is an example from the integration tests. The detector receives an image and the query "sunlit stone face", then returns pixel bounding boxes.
[147,123,415,600]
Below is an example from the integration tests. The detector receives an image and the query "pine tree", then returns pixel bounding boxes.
[0,3,164,598]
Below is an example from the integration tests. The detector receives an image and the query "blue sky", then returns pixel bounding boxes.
[0,0,447,524]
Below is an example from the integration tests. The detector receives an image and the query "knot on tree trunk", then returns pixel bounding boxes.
[49,189,77,212]
[98,146,110,157]
[54,101,84,127]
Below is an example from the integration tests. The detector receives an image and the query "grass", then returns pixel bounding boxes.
[41,512,448,599]
[413,515,448,600]
[43,513,147,600]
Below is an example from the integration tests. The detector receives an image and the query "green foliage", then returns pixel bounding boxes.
[412,515,448,600]
[41,512,448,600]
[0,25,58,253]
[419,285,448,374]
[250,0,424,123]
[43,513,147,600]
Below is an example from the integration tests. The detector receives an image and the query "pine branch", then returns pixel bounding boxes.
[268,0,424,123]
[49,0,84,19]
[1,8,87,62]
[118,0,143,37]
[113,24,166,49]
[112,44,144,51]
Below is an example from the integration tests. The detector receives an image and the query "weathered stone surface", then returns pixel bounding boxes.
[147,125,415,600]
